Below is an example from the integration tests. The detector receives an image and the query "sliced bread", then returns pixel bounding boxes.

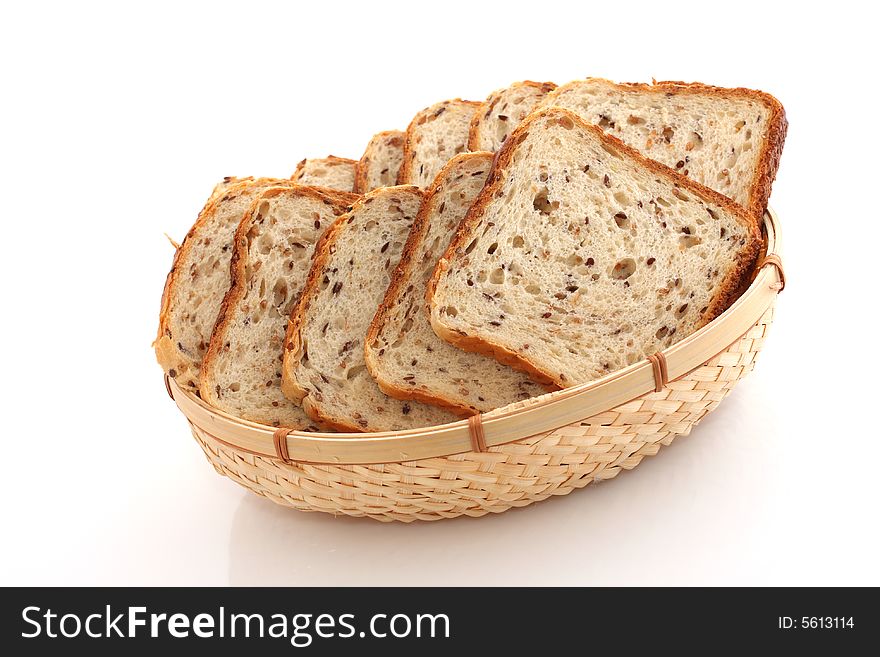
[354,130,405,193]
[366,153,548,414]
[428,108,762,387]
[292,156,357,192]
[537,78,787,218]
[155,177,297,390]
[468,80,557,152]
[199,185,356,428]
[282,187,460,431]
[397,99,481,188]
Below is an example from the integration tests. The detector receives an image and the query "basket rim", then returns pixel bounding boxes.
[168,209,783,465]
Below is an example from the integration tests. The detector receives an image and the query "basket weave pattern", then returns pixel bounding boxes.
[189,304,774,522]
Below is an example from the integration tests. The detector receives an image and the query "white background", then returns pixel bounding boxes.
[1,0,878,586]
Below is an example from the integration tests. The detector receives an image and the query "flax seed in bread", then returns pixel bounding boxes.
[199,185,356,427]
[366,153,548,414]
[538,78,787,219]
[282,186,460,431]
[355,130,405,193]
[428,108,761,387]
[468,80,557,152]
[155,177,296,390]
[397,99,481,188]
[292,155,357,192]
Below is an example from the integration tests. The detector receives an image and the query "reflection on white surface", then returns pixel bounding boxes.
[226,382,777,586]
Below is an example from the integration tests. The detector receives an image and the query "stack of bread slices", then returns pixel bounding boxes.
[156,78,787,432]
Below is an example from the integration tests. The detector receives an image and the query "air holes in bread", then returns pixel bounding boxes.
[611,258,636,280]
[533,188,557,215]
[614,212,629,229]
[679,235,703,249]
[556,115,575,130]
[272,279,288,308]
[686,131,703,151]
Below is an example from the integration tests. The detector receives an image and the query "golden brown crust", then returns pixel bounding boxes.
[354,130,404,194]
[364,153,496,416]
[280,206,352,403]
[549,78,787,220]
[372,378,474,417]
[281,186,424,431]
[199,185,356,409]
[426,107,762,388]
[397,99,482,185]
[300,397,366,432]
[315,188,360,207]
[154,177,294,386]
[429,317,560,386]
[467,80,557,151]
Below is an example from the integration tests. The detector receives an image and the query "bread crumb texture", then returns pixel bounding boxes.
[157,178,294,389]
[199,186,351,429]
[430,108,760,387]
[284,186,459,431]
[292,156,357,192]
[367,153,547,414]
[539,78,786,215]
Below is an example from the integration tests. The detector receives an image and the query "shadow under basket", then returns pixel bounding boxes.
[166,210,785,522]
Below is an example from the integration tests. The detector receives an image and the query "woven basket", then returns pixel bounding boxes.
[166,210,784,522]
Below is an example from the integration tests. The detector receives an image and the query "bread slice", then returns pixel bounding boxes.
[354,130,405,193]
[468,80,557,152]
[537,78,787,219]
[155,177,297,391]
[397,99,481,188]
[428,108,762,388]
[292,156,357,192]
[199,185,357,428]
[282,186,460,431]
[366,153,548,414]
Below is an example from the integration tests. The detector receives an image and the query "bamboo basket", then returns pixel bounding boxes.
[165,210,784,522]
